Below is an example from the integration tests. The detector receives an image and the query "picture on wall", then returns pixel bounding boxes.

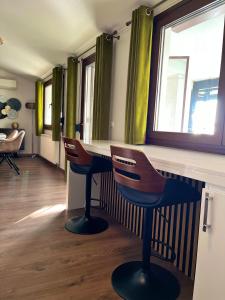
[0,97,22,119]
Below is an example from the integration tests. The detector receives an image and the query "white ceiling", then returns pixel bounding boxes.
[0,0,169,79]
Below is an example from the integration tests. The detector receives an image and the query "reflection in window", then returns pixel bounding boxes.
[189,79,218,134]
[156,57,189,132]
[155,4,225,135]
[83,62,95,142]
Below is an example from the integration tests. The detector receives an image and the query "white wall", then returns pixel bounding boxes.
[109,27,131,141]
[0,69,38,154]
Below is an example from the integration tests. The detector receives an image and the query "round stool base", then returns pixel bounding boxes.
[112,261,180,300]
[65,215,108,235]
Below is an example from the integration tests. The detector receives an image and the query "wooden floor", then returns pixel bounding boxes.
[0,157,193,300]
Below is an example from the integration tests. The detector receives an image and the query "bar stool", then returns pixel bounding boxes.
[64,138,112,235]
[110,146,200,300]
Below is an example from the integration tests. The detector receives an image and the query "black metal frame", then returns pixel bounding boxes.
[112,207,180,300]
[0,153,20,175]
[64,172,109,235]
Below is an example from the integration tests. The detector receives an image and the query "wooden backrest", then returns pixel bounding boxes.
[110,146,166,193]
[63,138,92,165]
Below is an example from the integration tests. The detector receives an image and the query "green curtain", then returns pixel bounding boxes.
[35,80,44,136]
[92,33,113,140]
[66,57,78,138]
[125,6,153,144]
[52,66,64,141]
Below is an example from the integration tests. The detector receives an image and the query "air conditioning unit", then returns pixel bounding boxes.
[0,78,17,90]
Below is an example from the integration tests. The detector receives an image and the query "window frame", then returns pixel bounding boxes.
[147,0,225,154]
[43,79,53,130]
[80,53,96,140]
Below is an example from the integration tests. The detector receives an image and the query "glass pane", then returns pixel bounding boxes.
[83,62,95,142]
[155,4,225,135]
[44,84,52,126]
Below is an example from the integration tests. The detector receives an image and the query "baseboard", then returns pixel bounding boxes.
[18,153,66,174]
[19,153,37,157]
[37,154,65,174]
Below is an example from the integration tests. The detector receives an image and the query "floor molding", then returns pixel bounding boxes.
[37,154,65,174]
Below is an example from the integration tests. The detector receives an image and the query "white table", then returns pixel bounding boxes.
[67,140,225,300]
[81,140,225,188]
[0,133,6,140]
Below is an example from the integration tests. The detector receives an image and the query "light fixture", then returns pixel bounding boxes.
[0,37,4,46]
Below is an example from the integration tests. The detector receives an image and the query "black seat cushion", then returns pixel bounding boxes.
[117,178,200,208]
[70,156,112,175]
[70,163,92,174]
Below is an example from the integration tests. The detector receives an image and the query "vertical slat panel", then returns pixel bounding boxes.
[99,158,203,279]
[169,205,175,261]
[164,206,170,259]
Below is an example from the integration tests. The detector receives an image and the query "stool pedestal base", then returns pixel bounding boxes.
[112,261,180,300]
[65,215,108,235]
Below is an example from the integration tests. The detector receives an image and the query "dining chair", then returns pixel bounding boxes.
[0,130,25,174]
[7,129,19,140]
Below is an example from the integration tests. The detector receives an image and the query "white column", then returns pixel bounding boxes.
[66,162,101,210]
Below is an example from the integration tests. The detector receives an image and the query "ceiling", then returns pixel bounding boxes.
[0,0,165,80]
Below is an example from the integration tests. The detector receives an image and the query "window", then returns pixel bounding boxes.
[156,56,189,133]
[148,0,225,154]
[80,54,95,141]
[44,79,52,129]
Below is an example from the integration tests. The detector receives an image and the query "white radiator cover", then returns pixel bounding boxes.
[40,134,59,165]
[0,78,17,90]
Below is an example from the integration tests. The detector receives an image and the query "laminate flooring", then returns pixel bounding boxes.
[0,157,193,300]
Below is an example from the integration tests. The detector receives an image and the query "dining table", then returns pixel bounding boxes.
[0,133,6,140]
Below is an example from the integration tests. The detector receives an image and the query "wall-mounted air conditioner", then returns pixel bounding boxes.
[0,78,17,90]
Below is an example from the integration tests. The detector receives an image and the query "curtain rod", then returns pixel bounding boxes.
[77,44,96,59]
[41,42,100,80]
[40,2,167,81]
[42,65,68,81]
[126,0,169,26]
[77,31,120,60]
[42,73,52,81]
[42,32,120,79]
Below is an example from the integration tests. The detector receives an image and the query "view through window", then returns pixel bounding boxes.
[44,82,52,128]
[83,62,95,142]
[155,4,225,135]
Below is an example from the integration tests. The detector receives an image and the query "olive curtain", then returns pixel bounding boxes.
[66,57,78,138]
[125,6,153,144]
[52,66,64,141]
[92,33,113,140]
[35,80,44,136]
